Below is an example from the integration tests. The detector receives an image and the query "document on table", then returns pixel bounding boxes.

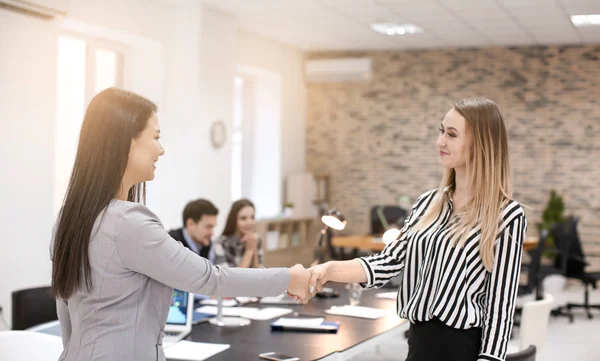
[199,298,238,307]
[270,317,340,333]
[163,341,230,361]
[324,305,392,319]
[272,317,325,327]
[195,306,293,320]
[375,292,397,299]
[246,307,294,320]
[259,293,301,305]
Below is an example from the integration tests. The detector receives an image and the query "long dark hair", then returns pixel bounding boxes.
[51,88,157,299]
[221,199,255,237]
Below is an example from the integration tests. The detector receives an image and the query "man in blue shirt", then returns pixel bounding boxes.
[169,199,218,263]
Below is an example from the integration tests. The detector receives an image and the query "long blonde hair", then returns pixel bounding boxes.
[412,98,512,271]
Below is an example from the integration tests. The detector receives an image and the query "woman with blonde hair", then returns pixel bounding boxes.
[308,98,526,361]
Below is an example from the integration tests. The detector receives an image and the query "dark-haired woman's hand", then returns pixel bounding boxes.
[241,232,259,251]
[287,264,312,303]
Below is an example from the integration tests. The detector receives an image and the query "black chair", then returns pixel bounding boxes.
[521,230,548,297]
[370,205,407,235]
[506,345,536,361]
[11,286,57,330]
[551,217,600,319]
[514,230,548,327]
[369,205,408,289]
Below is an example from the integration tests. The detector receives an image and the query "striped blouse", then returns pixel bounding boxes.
[359,189,527,361]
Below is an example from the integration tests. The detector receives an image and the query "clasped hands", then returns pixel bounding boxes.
[286,263,328,304]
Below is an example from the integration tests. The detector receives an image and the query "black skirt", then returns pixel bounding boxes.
[406,318,482,361]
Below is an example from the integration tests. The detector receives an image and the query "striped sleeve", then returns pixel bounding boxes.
[478,204,527,361]
[358,190,436,289]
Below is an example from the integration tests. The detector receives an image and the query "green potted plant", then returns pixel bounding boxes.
[537,189,565,255]
[282,202,295,218]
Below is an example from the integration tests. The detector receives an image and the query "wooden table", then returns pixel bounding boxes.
[332,235,539,252]
[522,237,539,251]
[332,235,387,252]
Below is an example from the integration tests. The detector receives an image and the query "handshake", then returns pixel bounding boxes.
[286,263,328,304]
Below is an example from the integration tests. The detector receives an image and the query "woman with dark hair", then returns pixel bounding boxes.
[50,88,311,361]
[212,199,262,268]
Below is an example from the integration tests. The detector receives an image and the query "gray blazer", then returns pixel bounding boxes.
[51,200,289,361]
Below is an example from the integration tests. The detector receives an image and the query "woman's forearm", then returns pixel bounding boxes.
[309,259,367,293]
[252,251,260,268]
[326,259,368,283]
[239,249,254,268]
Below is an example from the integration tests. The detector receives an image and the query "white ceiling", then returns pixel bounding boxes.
[198,0,600,50]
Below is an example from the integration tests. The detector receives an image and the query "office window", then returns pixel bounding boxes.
[54,34,125,215]
[231,76,245,202]
[231,67,282,219]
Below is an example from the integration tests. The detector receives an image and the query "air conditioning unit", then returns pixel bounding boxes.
[305,57,372,83]
[0,0,69,20]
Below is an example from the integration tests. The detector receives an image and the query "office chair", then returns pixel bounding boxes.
[370,205,407,235]
[520,230,548,296]
[0,331,63,360]
[514,230,547,327]
[11,286,57,330]
[551,217,600,319]
[506,345,536,361]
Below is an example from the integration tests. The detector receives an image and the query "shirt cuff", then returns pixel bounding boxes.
[478,353,502,361]
[357,257,375,288]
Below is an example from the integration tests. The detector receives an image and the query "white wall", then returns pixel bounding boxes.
[0,0,196,327]
[0,1,306,327]
[193,8,237,230]
[152,2,206,228]
[0,9,58,328]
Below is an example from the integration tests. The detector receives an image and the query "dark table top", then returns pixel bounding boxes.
[178,284,406,361]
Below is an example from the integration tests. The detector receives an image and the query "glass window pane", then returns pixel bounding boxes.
[231,76,245,201]
[94,48,117,94]
[55,35,87,215]
[231,142,242,202]
[232,132,243,143]
[233,76,243,130]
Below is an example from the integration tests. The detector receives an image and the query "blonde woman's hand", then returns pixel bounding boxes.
[308,263,329,296]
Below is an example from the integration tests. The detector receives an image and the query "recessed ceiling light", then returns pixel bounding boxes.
[570,14,600,27]
[371,23,423,36]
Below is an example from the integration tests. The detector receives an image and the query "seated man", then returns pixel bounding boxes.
[213,199,263,268]
[169,199,218,262]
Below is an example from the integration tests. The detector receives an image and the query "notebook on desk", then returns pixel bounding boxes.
[259,293,301,305]
[195,305,293,320]
[324,305,392,319]
[164,340,230,360]
[271,317,340,333]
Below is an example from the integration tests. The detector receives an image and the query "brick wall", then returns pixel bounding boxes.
[306,45,600,269]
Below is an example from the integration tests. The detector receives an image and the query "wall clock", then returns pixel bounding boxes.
[210,120,226,149]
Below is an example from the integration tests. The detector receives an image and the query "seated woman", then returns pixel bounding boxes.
[213,199,263,268]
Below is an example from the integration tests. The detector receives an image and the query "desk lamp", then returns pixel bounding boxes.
[314,209,346,298]
[314,209,346,262]
[382,227,401,245]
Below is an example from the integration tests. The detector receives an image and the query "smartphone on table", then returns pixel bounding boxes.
[258,351,300,361]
